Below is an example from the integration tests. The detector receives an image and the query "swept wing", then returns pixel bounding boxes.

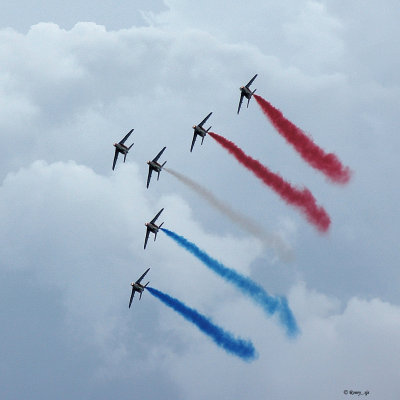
[119,128,134,145]
[112,148,119,170]
[144,229,151,250]
[198,112,212,128]
[150,208,164,224]
[152,147,166,163]
[190,133,198,152]
[146,169,153,189]
[128,288,135,308]
[245,74,258,88]
[237,92,245,114]
[136,268,150,284]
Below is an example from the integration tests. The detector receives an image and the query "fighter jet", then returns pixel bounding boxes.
[144,208,164,249]
[112,129,134,170]
[190,112,212,152]
[129,268,150,308]
[147,147,167,189]
[237,74,257,114]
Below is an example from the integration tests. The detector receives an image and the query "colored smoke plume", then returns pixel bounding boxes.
[254,94,351,184]
[208,131,330,233]
[161,228,300,337]
[147,287,257,361]
[164,167,293,262]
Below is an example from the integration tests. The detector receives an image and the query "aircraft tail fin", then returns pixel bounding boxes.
[201,136,204,145]
[140,282,150,300]
[247,89,256,107]
[157,171,160,181]
[124,153,127,162]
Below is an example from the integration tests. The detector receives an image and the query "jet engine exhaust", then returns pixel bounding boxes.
[164,167,293,262]
[254,94,351,184]
[146,286,257,361]
[160,228,299,337]
[208,131,330,233]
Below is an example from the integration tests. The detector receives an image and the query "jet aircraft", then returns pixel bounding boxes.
[190,112,212,152]
[129,268,150,308]
[144,208,164,249]
[112,129,134,170]
[147,147,167,188]
[237,74,257,114]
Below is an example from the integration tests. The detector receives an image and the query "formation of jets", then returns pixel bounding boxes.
[111,75,257,307]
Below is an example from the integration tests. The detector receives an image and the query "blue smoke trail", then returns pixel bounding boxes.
[147,287,257,361]
[161,228,299,337]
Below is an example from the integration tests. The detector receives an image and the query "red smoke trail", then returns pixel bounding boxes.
[254,94,351,184]
[208,131,330,232]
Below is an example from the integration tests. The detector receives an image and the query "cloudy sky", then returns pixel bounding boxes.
[1,1,399,398]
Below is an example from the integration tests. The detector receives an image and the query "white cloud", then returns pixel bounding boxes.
[164,282,400,400]
[0,159,266,368]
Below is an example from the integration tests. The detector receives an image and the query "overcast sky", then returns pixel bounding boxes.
[0,1,399,399]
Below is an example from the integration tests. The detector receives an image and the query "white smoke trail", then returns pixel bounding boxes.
[164,167,293,262]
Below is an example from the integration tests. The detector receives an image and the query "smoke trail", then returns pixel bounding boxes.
[208,131,330,233]
[161,228,299,337]
[254,94,351,184]
[146,287,257,361]
[164,167,293,262]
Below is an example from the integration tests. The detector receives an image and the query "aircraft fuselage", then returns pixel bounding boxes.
[131,282,145,292]
[240,86,253,100]
[193,125,207,137]
[114,143,129,154]
[145,222,159,234]
[147,160,162,172]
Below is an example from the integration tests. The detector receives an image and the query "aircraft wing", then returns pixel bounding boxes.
[237,92,245,114]
[128,287,135,308]
[119,128,134,145]
[146,168,153,189]
[150,208,164,224]
[198,112,212,128]
[152,146,166,163]
[136,268,150,284]
[144,228,150,249]
[245,74,257,88]
[112,148,119,170]
[190,132,197,152]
